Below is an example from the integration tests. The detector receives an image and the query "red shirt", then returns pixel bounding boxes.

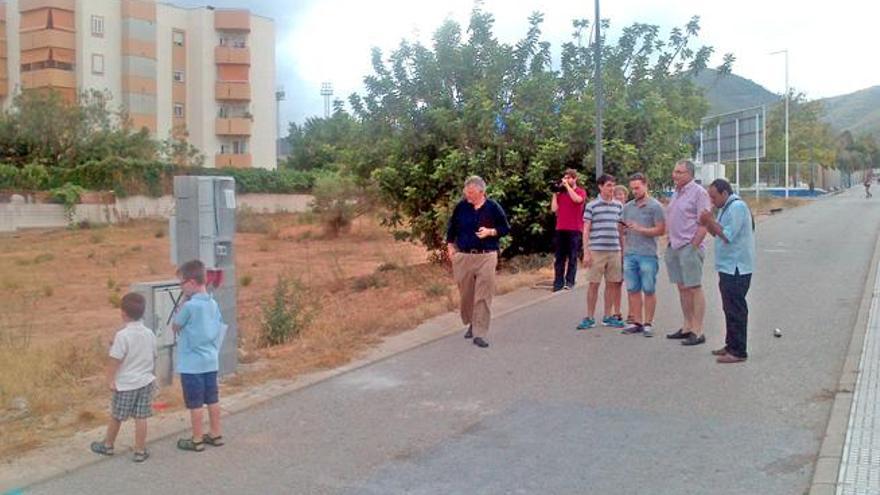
[555,187,587,231]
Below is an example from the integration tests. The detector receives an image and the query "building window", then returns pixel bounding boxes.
[91,15,104,37]
[91,54,104,75]
[232,140,247,154]
[173,70,185,83]
[174,103,185,118]
[173,30,185,47]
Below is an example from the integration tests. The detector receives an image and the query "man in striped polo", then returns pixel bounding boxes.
[577,174,625,330]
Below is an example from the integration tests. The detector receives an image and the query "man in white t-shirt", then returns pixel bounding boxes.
[90,292,157,463]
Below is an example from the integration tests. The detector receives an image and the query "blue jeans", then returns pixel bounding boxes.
[624,254,659,294]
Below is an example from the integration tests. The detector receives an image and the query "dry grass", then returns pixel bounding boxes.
[0,213,550,460]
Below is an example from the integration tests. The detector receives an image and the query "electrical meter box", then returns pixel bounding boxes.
[131,280,183,386]
[168,176,238,376]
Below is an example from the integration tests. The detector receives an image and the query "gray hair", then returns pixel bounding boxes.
[463,175,486,192]
[676,159,696,177]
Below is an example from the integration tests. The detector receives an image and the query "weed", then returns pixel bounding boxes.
[108,292,121,308]
[89,232,104,244]
[352,273,387,292]
[258,240,270,252]
[42,285,54,297]
[154,228,165,239]
[424,282,450,298]
[106,277,116,290]
[87,250,96,259]
[260,275,309,347]
[14,258,31,266]
[2,278,21,291]
[130,245,143,253]
[376,262,399,272]
[236,206,272,234]
[33,253,54,264]
[240,274,253,287]
[266,222,281,240]
[503,253,553,274]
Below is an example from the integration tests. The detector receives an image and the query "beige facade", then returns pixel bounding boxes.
[0,0,277,169]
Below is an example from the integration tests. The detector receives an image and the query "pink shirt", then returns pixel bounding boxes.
[666,180,711,250]
[555,187,587,231]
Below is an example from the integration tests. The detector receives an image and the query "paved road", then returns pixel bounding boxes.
[28,188,880,494]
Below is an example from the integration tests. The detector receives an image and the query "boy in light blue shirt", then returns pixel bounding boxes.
[173,259,226,451]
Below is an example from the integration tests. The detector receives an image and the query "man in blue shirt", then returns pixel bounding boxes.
[446,176,511,349]
[699,179,755,364]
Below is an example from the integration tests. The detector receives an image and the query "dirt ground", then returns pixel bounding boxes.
[0,212,552,459]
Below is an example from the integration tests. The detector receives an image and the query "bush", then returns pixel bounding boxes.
[311,173,371,237]
[260,275,308,347]
[49,182,87,226]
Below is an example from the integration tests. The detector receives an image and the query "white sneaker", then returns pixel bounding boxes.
[643,324,654,338]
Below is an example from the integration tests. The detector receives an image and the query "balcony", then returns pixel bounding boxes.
[214,10,250,31]
[20,29,75,50]
[215,46,250,65]
[20,67,75,88]
[215,153,252,168]
[215,81,250,101]
[121,0,156,21]
[215,117,251,136]
[19,0,75,12]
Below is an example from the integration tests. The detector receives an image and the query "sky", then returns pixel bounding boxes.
[177,0,880,132]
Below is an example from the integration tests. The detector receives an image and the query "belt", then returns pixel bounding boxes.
[462,249,497,254]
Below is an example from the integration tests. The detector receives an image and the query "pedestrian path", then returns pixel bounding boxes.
[838,261,880,494]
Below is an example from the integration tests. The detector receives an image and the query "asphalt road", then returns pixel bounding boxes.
[28,187,880,494]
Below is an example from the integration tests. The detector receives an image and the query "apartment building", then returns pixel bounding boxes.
[0,0,276,169]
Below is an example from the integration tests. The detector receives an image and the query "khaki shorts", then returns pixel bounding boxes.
[665,244,705,288]
[586,250,623,283]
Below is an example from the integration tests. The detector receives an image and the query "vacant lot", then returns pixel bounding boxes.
[0,211,551,459]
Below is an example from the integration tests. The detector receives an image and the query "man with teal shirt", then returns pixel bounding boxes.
[699,178,755,364]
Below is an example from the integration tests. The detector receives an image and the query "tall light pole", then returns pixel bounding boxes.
[594,0,603,179]
[771,49,789,198]
[320,82,333,119]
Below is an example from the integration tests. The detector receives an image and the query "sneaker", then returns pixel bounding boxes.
[563,284,573,290]
[576,317,596,330]
[605,315,625,328]
[642,324,654,338]
[621,322,643,335]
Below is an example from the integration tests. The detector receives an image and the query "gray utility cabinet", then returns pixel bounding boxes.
[169,175,238,377]
[131,280,183,386]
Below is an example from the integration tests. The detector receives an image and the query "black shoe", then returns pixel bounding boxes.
[464,325,473,339]
[552,286,564,293]
[681,334,706,346]
[473,337,489,348]
[666,329,692,340]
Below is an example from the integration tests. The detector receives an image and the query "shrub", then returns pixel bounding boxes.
[49,182,87,227]
[352,273,387,292]
[240,274,253,287]
[260,275,308,346]
[424,282,450,298]
[311,173,371,237]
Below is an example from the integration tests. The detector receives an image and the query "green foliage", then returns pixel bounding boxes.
[49,182,87,226]
[311,172,373,236]
[345,9,731,256]
[260,275,308,347]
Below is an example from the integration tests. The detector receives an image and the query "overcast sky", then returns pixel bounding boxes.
[178,0,879,132]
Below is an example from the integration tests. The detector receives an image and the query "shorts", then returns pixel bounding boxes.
[624,254,660,294]
[586,250,623,283]
[665,244,704,288]
[180,371,219,409]
[111,382,155,421]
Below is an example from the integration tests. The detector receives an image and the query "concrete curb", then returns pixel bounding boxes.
[807,213,880,494]
[1,283,561,492]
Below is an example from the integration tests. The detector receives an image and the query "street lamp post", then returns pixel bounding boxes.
[771,49,789,198]
[594,0,603,179]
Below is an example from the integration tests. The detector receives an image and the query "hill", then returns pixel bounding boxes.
[693,69,778,116]
[817,86,880,139]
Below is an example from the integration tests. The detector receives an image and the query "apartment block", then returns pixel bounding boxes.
[1,0,277,169]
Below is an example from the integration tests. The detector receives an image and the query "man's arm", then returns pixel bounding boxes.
[565,184,584,204]
[582,220,593,266]
[700,210,728,242]
[551,193,559,213]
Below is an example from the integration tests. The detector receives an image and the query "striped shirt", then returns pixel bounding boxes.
[584,198,623,251]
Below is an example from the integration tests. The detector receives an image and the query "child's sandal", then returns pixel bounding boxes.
[133,450,150,462]
[90,441,114,456]
[203,433,224,447]
[176,438,205,452]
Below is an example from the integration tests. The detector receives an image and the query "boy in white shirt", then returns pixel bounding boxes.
[90,292,157,462]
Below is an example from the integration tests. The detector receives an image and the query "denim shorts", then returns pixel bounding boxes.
[623,254,659,294]
[180,371,219,409]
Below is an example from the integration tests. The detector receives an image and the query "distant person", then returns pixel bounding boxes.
[865,170,873,199]
[620,174,666,338]
[577,174,625,330]
[446,176,511,348]
[699,178,756,363]
[550,169,587,292]
[665,159,711,346]
[90,293,157,463]
[611,184,630,322]
[173,259,227,451]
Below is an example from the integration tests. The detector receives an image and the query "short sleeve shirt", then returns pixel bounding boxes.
[555,187,587,232]
[109,321,157,391]
[583,198,623,251]
[622,197,665,256]
[666,180,711,250]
